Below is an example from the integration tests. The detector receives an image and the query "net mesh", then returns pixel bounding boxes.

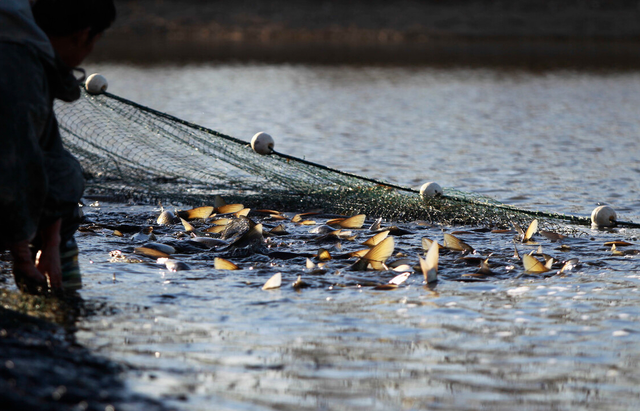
[55,89,592,230]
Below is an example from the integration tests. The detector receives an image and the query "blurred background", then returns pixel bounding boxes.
[92,0,640,68]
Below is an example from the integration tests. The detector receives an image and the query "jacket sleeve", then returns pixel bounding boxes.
[0,42,50,246]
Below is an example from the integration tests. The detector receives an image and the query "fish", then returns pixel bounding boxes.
[348,248,370,258]
[350,236,394,271]
[292,212,320,223]
[389,272,411,285]
[262,273,282,290]
[204,225,226,234]
[229,223,264,248]
[309,225,337,234]
[540,230,566,242]
[134,246,170,259]
[268,224,289,236]
[478,258,493,275]
[421,237,443,251]
[558,258,581,274]
[317,248,332,261]
[604,240,634,247]
[514,219,538,243]
[312,229,354,244]
[522,253,550,274]
[213,195,227,209]
[391,264,413,272]
[140,242,176,255]
[157,210,177,225]
[131,227,156,242]
[362,230,389,248]
[326,214,366,229]
[157,258,191,271]
[216,204,245,215]
[419,241,439,283]
[220,216,254,241]
[210,218,231,226]
[234,208,251,218]
[177,206,214,221]
[369,217,382,231]
[443,233,473,253]
[304,258,328,275]
[292,275,310,289]
[180,218,196,233]
[214,257,239,270]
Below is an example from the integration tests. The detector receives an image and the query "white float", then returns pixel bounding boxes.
[591,205,617,228]
[420,181,443,198]
[85,73,108,94]
[251,132,275,155]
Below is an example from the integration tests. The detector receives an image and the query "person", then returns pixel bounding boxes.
[0,0,116,294]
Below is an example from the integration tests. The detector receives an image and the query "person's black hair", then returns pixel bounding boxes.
[32,0,116,39]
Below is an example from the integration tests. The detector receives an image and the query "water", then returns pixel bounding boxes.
[83,63,640,220]
[70,64,640,410]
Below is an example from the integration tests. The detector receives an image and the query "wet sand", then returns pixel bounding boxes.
[0,296,172,411]
[90,0,640,68]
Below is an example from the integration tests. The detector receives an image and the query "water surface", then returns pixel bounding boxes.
[69,64,640,410]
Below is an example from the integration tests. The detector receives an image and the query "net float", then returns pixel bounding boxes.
[420,181,443,198]
[251,132,274,155]
[591,205,617,228]
[85,73,108,94]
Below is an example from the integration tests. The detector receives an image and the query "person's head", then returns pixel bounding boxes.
[31,0,116,67]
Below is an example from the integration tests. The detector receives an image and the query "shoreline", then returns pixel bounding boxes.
[91,35,640,69]
[0,283,171,410]
[89,0,640,69]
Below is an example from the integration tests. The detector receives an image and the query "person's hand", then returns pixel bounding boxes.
[10,240,47,294]
[35,219,63,290]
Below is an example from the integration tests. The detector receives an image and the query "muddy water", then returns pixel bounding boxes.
[65,64,640,410]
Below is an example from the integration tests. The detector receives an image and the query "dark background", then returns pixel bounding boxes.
[91,0,640,68]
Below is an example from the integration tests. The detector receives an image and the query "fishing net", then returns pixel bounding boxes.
[55,88,595,230]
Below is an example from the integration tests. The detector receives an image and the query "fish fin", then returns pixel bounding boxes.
[180,218,195,232]
[424,241,439,283]
[443,233,473,252]
[524,219,539,242]
[262,273,282,290]
[214,257,239,270]
[338,214,366,229]
[363,230,389,247]
[317,248,332,261]
[362,236,394,270]
[522,254,550,273]
[216,204,245,214]
[234,208,251,217]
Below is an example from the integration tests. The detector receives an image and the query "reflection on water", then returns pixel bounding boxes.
[69,64,640,410]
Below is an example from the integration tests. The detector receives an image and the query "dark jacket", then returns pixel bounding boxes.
[0,0,84,246]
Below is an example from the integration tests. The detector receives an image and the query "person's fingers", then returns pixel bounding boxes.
[12,263,47,294]
[35,249,63,289]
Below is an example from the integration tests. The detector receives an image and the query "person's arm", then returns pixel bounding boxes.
[0,44,52,293]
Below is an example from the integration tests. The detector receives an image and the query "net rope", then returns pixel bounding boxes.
[54,89,638,231]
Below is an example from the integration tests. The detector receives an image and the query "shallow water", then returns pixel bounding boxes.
[66,64,640,410]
